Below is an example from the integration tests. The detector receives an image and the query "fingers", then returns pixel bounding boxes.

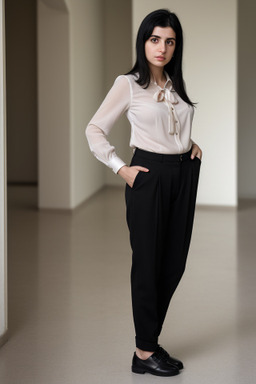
[191,144,202,160]
[133,165,149,172]
[128,166,149,188]
[118,165,149,188]
[191,151,201,160]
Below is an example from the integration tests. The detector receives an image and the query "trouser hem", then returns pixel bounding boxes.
[135,336,158,352]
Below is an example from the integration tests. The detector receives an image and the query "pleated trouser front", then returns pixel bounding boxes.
[125,147,201,351]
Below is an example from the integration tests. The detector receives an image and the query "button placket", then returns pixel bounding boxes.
[171,106,180,136]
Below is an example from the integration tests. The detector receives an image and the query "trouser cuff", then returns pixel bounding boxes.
[135,336,158,352]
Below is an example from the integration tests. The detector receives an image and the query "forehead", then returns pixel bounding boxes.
[151,26,176,39]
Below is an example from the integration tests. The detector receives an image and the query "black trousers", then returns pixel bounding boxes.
[125,147,201,351]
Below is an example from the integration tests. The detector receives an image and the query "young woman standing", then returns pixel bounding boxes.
[86,9,202,377]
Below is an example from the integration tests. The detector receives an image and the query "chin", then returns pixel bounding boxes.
[155,62,166,67]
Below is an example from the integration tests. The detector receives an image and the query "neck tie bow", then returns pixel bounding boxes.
[153,88,178,104]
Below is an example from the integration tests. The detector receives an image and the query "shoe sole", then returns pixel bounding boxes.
[132,366,180,377]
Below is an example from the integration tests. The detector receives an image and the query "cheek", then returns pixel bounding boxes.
[144,44,149,59]
[145,43,153,59]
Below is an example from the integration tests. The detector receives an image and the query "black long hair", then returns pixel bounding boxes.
[126,9,195,106]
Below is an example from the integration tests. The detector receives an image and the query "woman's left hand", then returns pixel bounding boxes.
[191,143,203,161]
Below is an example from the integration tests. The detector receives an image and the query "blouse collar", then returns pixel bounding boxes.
[151,71,172,88]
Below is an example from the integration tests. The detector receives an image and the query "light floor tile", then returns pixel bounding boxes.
[0,186,256,384]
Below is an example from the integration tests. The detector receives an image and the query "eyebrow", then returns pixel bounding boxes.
[151,34,176,40]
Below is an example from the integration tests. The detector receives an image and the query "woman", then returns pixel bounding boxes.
[86,9,202,377]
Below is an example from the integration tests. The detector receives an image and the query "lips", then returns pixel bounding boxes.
[156,56,165,60]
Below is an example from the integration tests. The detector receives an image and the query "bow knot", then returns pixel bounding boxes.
[153,88,178,104]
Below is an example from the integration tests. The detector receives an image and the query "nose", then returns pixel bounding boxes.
[159,41,166,53]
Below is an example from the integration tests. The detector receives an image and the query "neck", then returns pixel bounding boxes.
[149,65,166,84]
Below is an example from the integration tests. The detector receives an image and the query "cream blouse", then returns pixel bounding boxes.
[85,72,195,173]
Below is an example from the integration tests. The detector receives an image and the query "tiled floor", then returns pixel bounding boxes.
[1,186,256,384]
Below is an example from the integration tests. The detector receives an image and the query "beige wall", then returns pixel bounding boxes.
[67,0,105,208]
[238,0,256,199]
[38,0,106,209]
[103,0,132,186]
[38,0,71,208]
[133,0,238,206]
[5,0,37,183]
[38,0,132,208]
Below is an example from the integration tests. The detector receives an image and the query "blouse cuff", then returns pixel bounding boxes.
[109,156,127,174]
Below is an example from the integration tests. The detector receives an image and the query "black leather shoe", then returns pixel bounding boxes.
[156,345,184,370]
[131,350,180,377]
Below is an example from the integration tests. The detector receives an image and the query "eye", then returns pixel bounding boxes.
[166,40,174,46]
[150,37,158,43]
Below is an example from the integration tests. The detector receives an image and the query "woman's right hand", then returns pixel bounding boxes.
[118,165,149,188]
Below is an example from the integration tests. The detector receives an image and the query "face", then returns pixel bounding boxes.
[145,26,176,70]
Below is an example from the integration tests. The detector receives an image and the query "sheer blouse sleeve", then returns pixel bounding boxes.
[85,75,131,174]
